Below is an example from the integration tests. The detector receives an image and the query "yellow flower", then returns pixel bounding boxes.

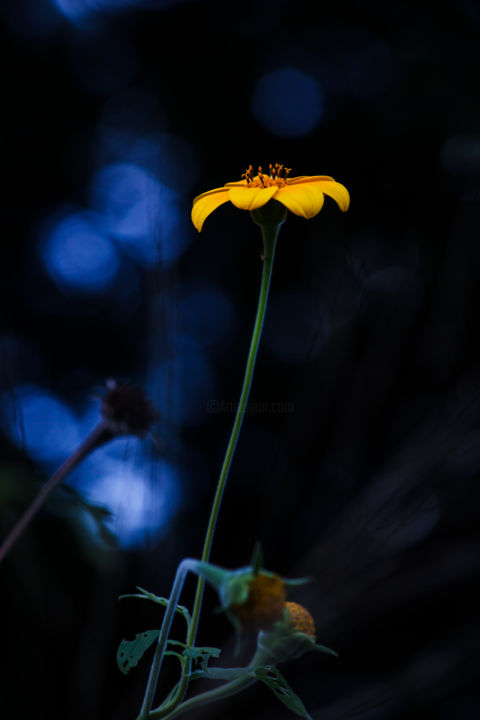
[191,163,350,232]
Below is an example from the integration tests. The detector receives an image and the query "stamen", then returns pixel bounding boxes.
[242,164,254,183]
[240,163,292,188]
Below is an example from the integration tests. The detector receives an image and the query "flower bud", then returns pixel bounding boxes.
[257,604,317,663]
[257,602,337,664]
[193,561,307,633]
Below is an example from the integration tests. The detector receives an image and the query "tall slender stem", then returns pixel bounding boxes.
[0,421,110,564]
[147,222,281,717]
[189,225,279,610]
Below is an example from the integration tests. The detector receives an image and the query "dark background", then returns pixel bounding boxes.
[1,0,480,718]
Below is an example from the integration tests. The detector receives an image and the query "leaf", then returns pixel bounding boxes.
[119,587,192,624]
[313,643,338,657]
[117,630,160,675]
[117,632,194,675]
[183,645,221,671]
[253,665,312,719]
[250,542,264,576]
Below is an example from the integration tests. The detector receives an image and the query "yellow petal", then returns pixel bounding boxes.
[288,175,335,184]
[275,183,325,219]
[224,180,249,187]
[314,180,350,212]
[191,188,230,232]
[228,185,278,211]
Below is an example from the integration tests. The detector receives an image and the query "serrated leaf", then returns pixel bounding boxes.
[183,645,221,671]
[119,587,192,624]
[117,630,160,675]
[117,631,192,675]
[254,665,312,719]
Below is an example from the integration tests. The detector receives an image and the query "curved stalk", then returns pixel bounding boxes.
[136,559,200,720]
[145,223,281,717]
[0,421,110,564]
[151,648,272,720]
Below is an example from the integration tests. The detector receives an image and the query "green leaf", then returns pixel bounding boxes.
[314,643,338,657]
[119,586,192,624]
[116,631,195,675]
[250,542,264,576]
[253,665,312,719]
[183,645,221,671]
[117,630,160,675]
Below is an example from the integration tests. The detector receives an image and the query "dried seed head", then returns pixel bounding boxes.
[100,380,158,437]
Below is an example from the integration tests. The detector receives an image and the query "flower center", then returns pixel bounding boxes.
[242,163,291,189]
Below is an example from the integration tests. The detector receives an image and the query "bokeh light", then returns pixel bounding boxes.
[50,0,92,22]
[77,444,180,547]
[97,90,168,161]
[0,385,179,547]
[39,209,120,294]
[129,133,200,193]
[89,160,191,267]
[50,0,195,25]
[1,385,81,464]
[180,286,236,350]
[252,67,324,137]
[153,351,215,427]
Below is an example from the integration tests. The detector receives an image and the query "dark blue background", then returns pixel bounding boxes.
[1,1,480,718]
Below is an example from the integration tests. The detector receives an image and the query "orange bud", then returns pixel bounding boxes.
[230,573,286,632]
[285,601,316,639]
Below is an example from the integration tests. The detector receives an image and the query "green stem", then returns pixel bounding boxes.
[147,222,281,717]
[136,559,199,720]
[151,648,271,720]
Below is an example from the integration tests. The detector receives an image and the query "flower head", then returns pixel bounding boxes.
[191,164,350,232]
[229,572,287,632]
[258,601,337,664]
[193,560,309,633]
[284,601,316,638]
[100,380,159,437]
